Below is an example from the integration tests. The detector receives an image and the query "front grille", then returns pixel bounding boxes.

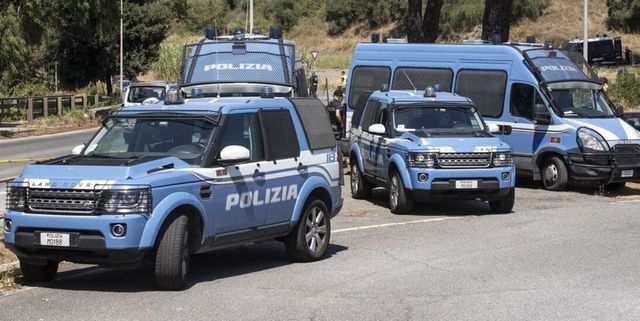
[28,188,100,214]
[612,144,640,167]
[436,152,492,168]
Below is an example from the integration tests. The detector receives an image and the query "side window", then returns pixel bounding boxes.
[259,109,301,160]
[455,70,507,118]
[510,83,535,120]
[361,99,380,130]
[372,103,388,126]
[217,113,264,162]
[348,66,391,110]
[392,67,453,92]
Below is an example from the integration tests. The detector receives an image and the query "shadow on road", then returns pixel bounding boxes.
[16,242,348,292]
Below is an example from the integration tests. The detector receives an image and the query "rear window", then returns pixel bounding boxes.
[127,86,166,103]
[348,66,391,111]
[455,69,507,118]
[259,109,300,160]
[392,67,453,92]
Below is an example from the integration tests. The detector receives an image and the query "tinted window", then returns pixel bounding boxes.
[348,66,391,110]
[361,99,380,130]
[218,113,264,162]
[455,70,507,117]
[127,86,166,103]
[392,67,453,92]
[259,109,300,159]
[510,83,536,120]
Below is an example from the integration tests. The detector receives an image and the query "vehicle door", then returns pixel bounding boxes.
[258,109,306,226]
[207,112,267,235]
[500,83,547,171]
[357,99,381,175]
[371,103,392,180]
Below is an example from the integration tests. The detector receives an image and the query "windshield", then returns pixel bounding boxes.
[127,86,166,103]
[84,118,216,164]
[392,106,486,135]
[180,40,295,87]
[526,49,599,83]
[549,88,615,118]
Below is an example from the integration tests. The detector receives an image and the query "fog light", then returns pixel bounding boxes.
[418,173,428,182]
[501,172,510,181]
[111,224,126,237]
[4,219,12,232]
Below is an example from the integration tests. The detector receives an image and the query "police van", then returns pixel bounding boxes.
[3,90,342,290]
[345,40,640,191]
[179,26,308,98]
[349,87,515,214]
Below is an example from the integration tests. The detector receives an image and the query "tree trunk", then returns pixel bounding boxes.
[105,76,113,95]
[482,0,513,43]
[406,0,424,43]
[422,0,444,43]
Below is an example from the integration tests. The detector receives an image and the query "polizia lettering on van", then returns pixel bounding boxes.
[204,63,274,72]
[225,184,298,211]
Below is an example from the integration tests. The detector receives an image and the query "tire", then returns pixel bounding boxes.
[155,215,190,290]
[285,198,331,262]
[19,260,58,282]
[350,160,371,199]
[541,156,569,191]
[389,170,414,214]
[605,182,626,192]
[489,188,515,214]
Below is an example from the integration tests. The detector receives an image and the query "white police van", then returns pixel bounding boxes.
[345,39,640,191]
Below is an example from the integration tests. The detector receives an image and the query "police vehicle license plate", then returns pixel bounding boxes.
[40,232,70,247]
[455,180,478,189]
[621,170,634,178]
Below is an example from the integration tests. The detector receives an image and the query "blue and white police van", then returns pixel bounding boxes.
[349,87,515,214]
[345,40,640,191]
[3,91,342,290]
[179,26,308,98]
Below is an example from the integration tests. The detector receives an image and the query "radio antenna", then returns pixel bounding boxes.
[215,20,221,97]
[401,69,417,92]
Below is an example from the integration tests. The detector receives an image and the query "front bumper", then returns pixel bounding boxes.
[3,211,150,268]
[567,145,640,182]
[407,166,515,202]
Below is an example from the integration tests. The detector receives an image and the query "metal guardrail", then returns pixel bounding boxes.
[0,94,109,123]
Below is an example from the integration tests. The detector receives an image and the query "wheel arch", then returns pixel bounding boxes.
[533,147,568,181]
[291,177,333,224]
[388,153,413,190]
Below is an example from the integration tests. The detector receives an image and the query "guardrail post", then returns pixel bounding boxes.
[82,94,88,109]
[94,95,99,106]
[70,95,75,109]
[57,96,63,116]
[27,98,33,122]
[43,97,48,117]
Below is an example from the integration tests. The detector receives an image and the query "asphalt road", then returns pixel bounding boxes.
[1,180,640,321]
[0,128,98,180]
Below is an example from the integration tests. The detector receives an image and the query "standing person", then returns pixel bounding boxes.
[309,72,319,98]
[339,70,347,87]
[600,77,609,92]
[326,89,344,139]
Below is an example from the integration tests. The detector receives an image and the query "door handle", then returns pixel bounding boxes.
[298,163,308,174]
[252,169,265,179]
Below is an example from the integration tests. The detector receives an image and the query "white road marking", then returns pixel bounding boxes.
[333,216,462,234]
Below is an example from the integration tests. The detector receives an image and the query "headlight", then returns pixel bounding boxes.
[6,183,27,211]
[577,128,609,152]
[407,152,436,168]
[492,152,513,167]
[100,187,151,214]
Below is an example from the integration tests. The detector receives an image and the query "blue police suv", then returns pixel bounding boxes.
[349,88,516,214]
[3,92,342,290]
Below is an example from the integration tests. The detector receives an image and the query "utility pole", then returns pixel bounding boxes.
[54,61,58,93]
[249,0,254,32]
[583,0,588,62]
[120,0,124,96]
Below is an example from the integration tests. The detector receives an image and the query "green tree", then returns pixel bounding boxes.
[607,0,640,32]
[0,4,30,93]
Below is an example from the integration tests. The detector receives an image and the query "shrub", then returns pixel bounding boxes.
[152,45,183,82]
[609,69,640,111]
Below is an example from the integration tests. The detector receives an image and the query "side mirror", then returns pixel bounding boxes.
[534,113,551,125]
[368,124,386,135]
[219,145,250,162]
[487,123,500,134]
[71,144,85,155]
